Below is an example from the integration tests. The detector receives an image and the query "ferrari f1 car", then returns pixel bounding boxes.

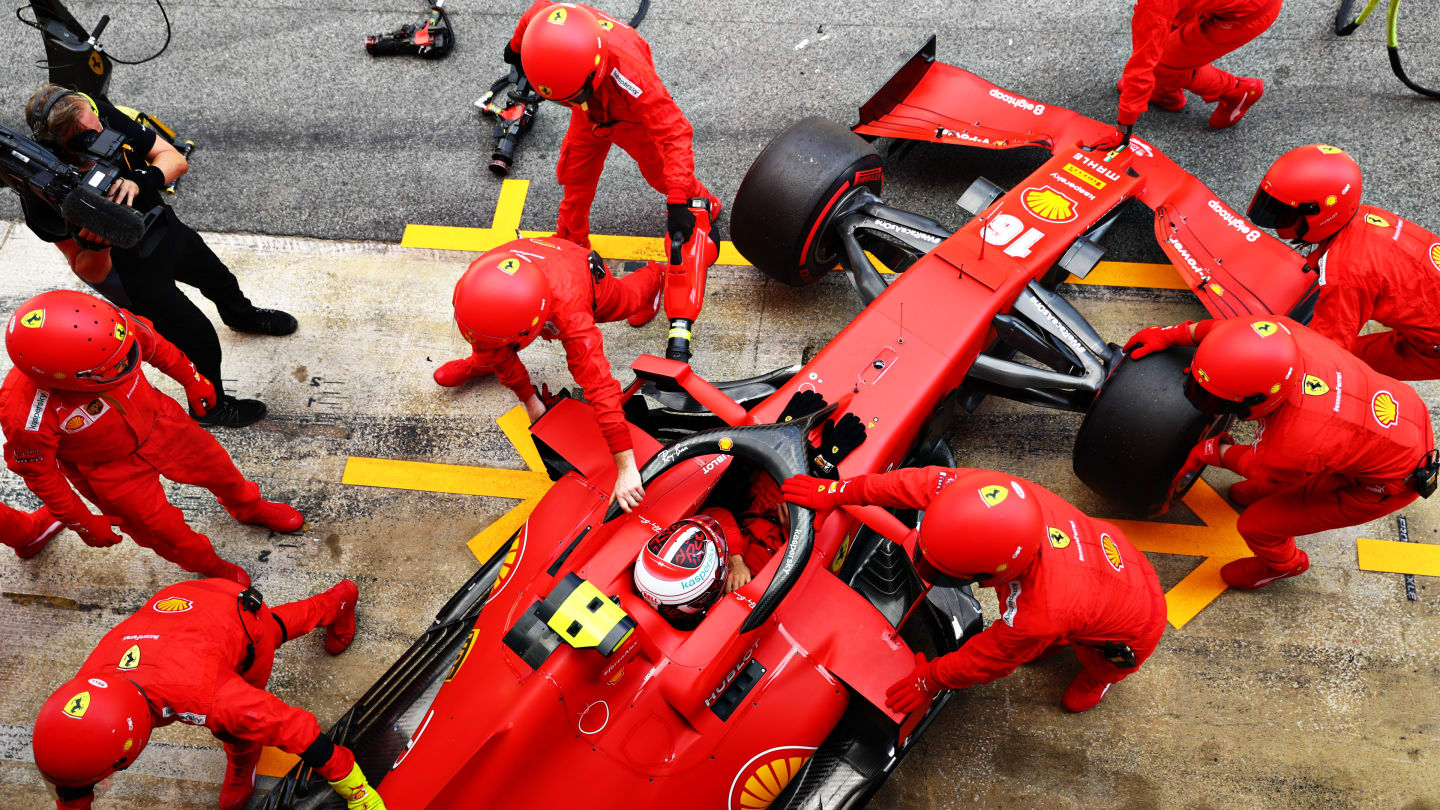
[264,37,1317,810]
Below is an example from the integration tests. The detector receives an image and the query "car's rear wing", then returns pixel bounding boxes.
[854,36,1317,321]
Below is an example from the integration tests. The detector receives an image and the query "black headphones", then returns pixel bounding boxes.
[235,587,263,674]
[30,87,98,144]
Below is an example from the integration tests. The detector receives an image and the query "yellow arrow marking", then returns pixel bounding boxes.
[400,179,1184,289]
[1357,537,1440,577]
[1112,478,1252,629]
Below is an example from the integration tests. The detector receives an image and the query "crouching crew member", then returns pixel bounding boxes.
[1126,316,1436,589]
[30,577,384,810]
[783,467,1167,713]
[434,237,663,511]
[1249,144,1440,380]
[506,2,721,249]
[1,500,61,559]
[1,291,303,584]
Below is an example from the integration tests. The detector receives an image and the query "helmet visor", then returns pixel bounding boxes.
[1183,372,1263,418]
[1248,189,1320,235]
[914,541,987,588]
[553,71,597,105]
[76,339,140,388]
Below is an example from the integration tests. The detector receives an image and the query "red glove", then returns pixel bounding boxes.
[1124,321,1197,359]
[780,474,855,515]
[538,382,565,409]
[885,651,941,715]
[66,512,124,547]
[1190,432,1236,469]
[184,373,218,416]
[1086,124,1132,153]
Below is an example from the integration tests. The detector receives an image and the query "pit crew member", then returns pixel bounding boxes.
[22,84,297,428]
[1248,144,1440,380]
[434,237,661,511]
[506,2,721,248]
[1126,315,1436,589]
[30,577,385,810]
[1,500,61,559]
[782,467,1167,713]
[1,291,303,585]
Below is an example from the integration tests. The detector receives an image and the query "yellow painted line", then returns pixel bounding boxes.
[497,403,546,473]
[341,456,550,500]
[1357,537,1440,577]
[400,179,1181,289]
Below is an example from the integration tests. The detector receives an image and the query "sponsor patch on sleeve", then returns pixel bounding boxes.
[610,68,642,98]
[25,390,50,432]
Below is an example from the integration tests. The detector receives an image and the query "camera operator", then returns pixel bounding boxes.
[18,84,296,428]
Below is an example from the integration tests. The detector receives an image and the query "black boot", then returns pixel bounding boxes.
[226,308,298,336]
[192,395,267,428]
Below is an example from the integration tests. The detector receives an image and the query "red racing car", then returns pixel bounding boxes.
[262,37,1314,810]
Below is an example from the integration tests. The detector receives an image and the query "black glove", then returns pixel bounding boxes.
[667,202,696,246]
[779,390,826,423]
[503,43,523,67]
[810,413,867,478]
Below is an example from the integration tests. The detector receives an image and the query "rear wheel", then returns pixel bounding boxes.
[731,117,883,286]
[1072,347,1217,515]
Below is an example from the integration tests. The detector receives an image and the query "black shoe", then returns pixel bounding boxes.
[191,396,267,427]
[227,308,297,336]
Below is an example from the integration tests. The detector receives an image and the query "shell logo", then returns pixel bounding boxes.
[719,437,734,451]
[64,415,86,432]
[152,596,193,614]
[1372,391,1399,428]
[729,746,816,810]
[62,691,91,720]
[1101,533,1124,572]
[498,258,521,275]
[488,527,527,602]
[1047,527,1071,549]
[1020,185,1078,223]
[978,485,1009,508]
[1364,213,1390,228]
[1303,375,1330,396]
[1324,195,1338,207]
[1428,243,1440,273]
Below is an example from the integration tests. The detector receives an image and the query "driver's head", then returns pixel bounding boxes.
[26,84,102,159]
[1248,144,1363,243]
[633,513,732,627]
[914,471,1044,587]
[1184,317,1298,420]
[520,4,608,105]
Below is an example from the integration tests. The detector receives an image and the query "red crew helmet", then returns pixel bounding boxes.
[915,471,1045,586]
[452,249,552,350]
[6,290,140,392]
[1186,317,1299,419]
[33,676,153,788]
[521,4,608,104]
[633,513,731,626]
[1248,145,1363,243]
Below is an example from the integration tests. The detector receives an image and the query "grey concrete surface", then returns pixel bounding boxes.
[1,0,1439,807]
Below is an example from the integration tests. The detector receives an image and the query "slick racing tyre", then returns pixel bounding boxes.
[731,117,883,286]
[1073,347,1215,515]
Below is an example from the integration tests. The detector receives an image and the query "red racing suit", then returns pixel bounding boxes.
[509,1,716,246]
[703,473,789,575]
[827,467,1167,691]
[464,237,659,453]
[0,315,262,578]
[1305,205,1440,380]
[1117,0,1282,125]
[59,579,354,808]
[1208,317,1435,568]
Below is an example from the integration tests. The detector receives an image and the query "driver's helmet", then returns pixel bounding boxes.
[1247,144,1363,243]
[633,513,731,625]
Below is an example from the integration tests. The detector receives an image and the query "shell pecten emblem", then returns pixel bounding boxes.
[153,596,194,613]
[1101,533,1124,572]
[1428,243,1440,272]
[1021,185,1078,223]
[1372,390,1399,428]
[730,746,815,810]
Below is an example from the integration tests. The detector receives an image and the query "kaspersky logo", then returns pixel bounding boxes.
[1020,185,1077,223]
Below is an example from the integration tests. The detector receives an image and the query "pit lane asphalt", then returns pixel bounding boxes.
[1,0,1439,808]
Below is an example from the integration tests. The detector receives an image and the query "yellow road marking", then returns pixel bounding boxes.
[1357,537,1440,577]
[1113,478,1251,629]
[400,179,1180,288]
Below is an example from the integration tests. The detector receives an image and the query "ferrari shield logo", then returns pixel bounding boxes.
[62,691,91,720]
[113,323,127,341]
[19,309,44,328]
[546,7,567,24]
[1364,213,1390,228]
[1020,186,1078,223]
[1250,320,1278,338]
[1101,534,1124,572]
[88,50,104,74]
[1195,367,1210,383]
[1047,527,1071,549]
[598,18,613,29]
[1372,391,1399,428]
[1303,375,1330,396]
[498,258,521,275]
[978,485,1009,508]
[118,644,141,671]
[537,84,553,97]
[1316,145,1344,155]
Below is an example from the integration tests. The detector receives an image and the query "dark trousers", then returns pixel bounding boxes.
[110,216,254,387]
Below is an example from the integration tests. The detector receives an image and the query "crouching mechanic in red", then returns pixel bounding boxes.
[434,238,662,510]
[1248,144,1440,381]
[31,577,385,809]
[783,467,1167,713]
[1126,316,1437,589]
[0,291,302,584]
[506,2,721,248]
[1,499,62,559]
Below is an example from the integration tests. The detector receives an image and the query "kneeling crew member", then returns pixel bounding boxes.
[1,500,62,559]
[1126,316,1436,589]
[31,577,384,810]
[783,467,1167,713]
[1,291,303,585]
[1249,144,1440,381]
[435,237,662,511]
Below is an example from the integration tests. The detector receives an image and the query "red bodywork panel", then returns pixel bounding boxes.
[854,38,1315,318]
